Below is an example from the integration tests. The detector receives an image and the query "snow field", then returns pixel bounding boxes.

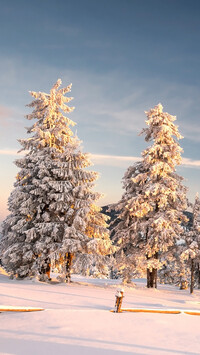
[1,272,200,355]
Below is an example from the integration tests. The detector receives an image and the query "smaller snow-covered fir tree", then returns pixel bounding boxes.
[110,104,188,287]
[0,79,113,281]
[181,193,200,293]
[109,162,148,283]
[159,244,190,289]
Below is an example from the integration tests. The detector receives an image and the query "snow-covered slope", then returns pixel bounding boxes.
[0,270,200,355]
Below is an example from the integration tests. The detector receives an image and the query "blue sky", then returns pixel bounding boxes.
[1,0,200,222]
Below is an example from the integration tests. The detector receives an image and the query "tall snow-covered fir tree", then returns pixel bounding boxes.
[110,104,188,287]
[0,79,113,281]
[181,193,200,293]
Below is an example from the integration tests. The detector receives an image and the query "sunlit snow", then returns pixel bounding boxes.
[0,270,200,355]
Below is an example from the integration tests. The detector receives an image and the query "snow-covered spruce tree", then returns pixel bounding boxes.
[159,244,190,289]
[0,79,113,281]
[158,212,193,289]
[110,104,188,287]
[181,193,200,293]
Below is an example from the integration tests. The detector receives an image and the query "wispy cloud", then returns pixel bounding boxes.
[90,154,140,168]
[0,105,13,127]
[91,154,200,169]
[49,24,81,37]
[71,72,200,141]
[0,57,200,171]
[182,157,200,168]
[0,149,24,156]
[1,149,200,169]
[0,57,199,141]
[181,122,200,142]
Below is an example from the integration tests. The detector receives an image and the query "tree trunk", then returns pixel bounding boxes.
[147,268,157,288]
[147,252,158,288]
[39,258,51,281]
[197,263,200,289]
[190,259,194,294]
[65,252,73,283]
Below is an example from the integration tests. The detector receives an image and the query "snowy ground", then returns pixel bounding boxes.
[0,270,200,355]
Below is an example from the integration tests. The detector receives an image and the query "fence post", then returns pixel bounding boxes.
[115,288,124,313]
